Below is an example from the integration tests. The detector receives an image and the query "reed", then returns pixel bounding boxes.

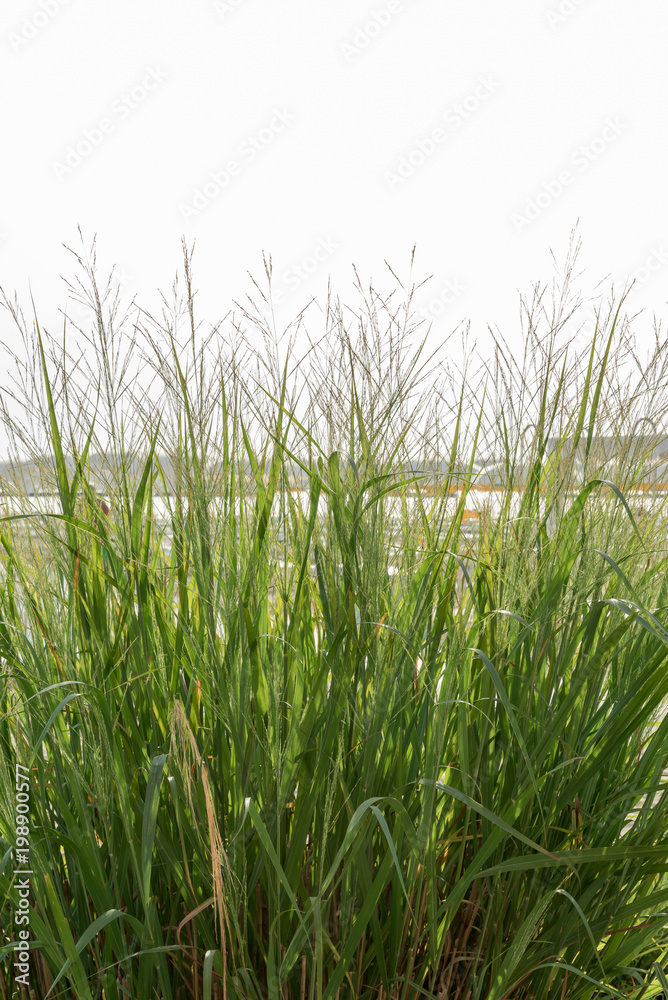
[0,238,667,999]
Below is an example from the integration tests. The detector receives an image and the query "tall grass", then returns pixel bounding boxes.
[1,238,668,999]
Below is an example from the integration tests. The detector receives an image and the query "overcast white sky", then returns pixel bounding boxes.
[1,0,667,456]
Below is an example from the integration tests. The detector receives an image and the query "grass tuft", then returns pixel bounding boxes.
[1,237,668,998]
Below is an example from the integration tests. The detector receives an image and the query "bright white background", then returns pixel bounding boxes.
[0,0,667,455]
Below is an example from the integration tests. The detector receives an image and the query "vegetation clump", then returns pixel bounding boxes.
[0,239,667,998]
